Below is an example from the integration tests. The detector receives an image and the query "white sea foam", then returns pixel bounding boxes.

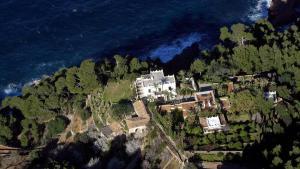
[248,0,272,21]
[2,61,65,97]
[146,33,203,63]
[25,78,41,86]
[2,77,42,96]
[3,83,22,95]
[36,61,65,70]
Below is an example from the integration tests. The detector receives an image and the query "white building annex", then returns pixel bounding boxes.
[264,91,277,103]
[199,115,228,134]
[206,116,223,129]
[135,70,177,100]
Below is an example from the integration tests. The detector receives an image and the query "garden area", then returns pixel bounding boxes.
[103,79,134,103]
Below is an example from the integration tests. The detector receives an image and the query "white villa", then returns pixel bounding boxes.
[135,70,177,100]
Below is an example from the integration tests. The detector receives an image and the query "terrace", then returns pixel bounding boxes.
[125,100,150,135]
[194,84,217,110]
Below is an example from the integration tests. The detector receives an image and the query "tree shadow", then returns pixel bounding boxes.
[241,121,299,168]
[28,134,143,169]
[0,107,24,147]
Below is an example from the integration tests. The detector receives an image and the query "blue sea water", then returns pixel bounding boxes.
[0,0,271,98]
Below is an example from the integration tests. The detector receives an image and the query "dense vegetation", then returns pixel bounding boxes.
[0,56,148,148]
[0,19,299,168]
[153,19,300,168]
[205,21,299,169]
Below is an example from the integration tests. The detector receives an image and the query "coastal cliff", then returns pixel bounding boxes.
[269,0,300,25]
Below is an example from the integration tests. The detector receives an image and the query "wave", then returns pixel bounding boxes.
[248,0,272,21]
[145,33,203,63]
[1,61,65,97]
[3,83,22,96]
[24,78,41,86]
[2,77,42,97]
[36,61,65,71]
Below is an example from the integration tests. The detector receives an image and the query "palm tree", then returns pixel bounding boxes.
[177,70,187,83]
[161,77,168,90]
[153,83,159,93]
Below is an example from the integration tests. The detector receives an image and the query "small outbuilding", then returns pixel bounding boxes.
[126,117,149,134]
[199,114,228,134]
[264,91,277,103]
[194,84,217,110]
[126,100,150,135]
[220,97,231,111]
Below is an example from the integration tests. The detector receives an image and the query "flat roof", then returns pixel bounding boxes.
[206,116,221,129]
[136,70,175,87]
[125,117,149,129]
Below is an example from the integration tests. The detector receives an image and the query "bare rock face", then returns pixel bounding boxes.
[269,0,300,25]
[125,139,141,155]
[85,157,101,168]
[93,137,110,153]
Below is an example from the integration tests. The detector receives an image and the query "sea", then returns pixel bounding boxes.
[0,0,272,99]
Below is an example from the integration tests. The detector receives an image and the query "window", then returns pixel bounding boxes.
[148,89,151,93]
[169,87,172,91]
[158,88,161,92]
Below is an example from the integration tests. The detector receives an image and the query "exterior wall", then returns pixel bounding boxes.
[159,101,197,112]
[128,125,147,134]
[139,85,156,98]
[161,82,177,95]
[195,90,218,110]
[196,90,216,103]
[203,127,226,134]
